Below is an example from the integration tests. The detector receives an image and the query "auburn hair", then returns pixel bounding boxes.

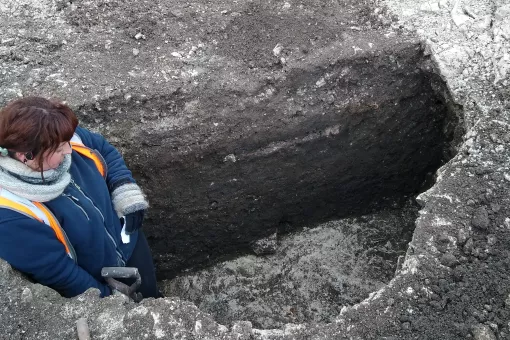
[0,96,79,172]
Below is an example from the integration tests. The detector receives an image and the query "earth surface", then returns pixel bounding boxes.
[0,0,509,339]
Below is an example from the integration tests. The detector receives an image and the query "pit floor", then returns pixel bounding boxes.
[161,199,418,329]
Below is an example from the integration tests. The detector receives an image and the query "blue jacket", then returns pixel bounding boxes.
[0,126,139,297]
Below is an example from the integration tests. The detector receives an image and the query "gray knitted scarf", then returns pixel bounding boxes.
[0,154,71,202]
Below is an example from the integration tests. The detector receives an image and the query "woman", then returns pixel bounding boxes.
[0,96,159,299]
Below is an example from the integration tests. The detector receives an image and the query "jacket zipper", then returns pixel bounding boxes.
[62,194,90,220]
[70,178,126,265]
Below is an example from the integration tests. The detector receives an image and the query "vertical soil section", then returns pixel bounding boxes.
[78,43,454,278]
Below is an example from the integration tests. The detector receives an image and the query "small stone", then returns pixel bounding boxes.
[134,32,145,40]
[284,324,306,335]
[21,287,33,303]
[420,2,440,12]
[223,154,237,163]
[440,253,458,267]
[132,48,139,56]
[188,46,198,56]
[315,77,326,88]
[490,203,501,212]
[505,294,510,307]
[170,9,184,18]
[231,321,252,340]
[451,12,472,27]
[250,233,277,255]
[273,43,283,57]
[452,266,466,282]
[487,235,497,245]
[209,201,218,210]
[463,238,474,254]
[471,324,497,340]
[1,38,15,45]
[429,300,443,310]
[457,228,468,245]
[471,308,486,322]
[472,207,490,229]
[171,52,183,58]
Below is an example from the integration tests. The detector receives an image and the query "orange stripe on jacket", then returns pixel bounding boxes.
[0,197,44,223]
[33,202,72,256]
[0,197,71,256]
[70,142,106,177]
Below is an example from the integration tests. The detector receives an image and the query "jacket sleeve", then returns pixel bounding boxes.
[74,126,148,216]
[0,215,111,298]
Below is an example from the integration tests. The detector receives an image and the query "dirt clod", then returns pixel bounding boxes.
[471,324,497,340]
[472,207,490,230]
[441,253,459,267]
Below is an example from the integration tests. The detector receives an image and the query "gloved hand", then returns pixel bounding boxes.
[122,210,145,235]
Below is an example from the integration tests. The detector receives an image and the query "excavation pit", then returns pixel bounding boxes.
[115,43,461,273]
[77,38,461,328]
[151,48,460,326]
[140,50,458,329]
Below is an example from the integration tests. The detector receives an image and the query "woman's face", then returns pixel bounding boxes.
[21,142,72,171]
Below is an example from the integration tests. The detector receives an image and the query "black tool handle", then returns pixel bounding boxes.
[101,267,142,301]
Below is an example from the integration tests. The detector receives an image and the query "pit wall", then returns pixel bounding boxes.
[79,41,452,278]
[332,1,510,339]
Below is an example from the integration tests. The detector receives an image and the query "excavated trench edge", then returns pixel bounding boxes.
[150,54,465,328]
[0,42,471,339]
[94,43,462,282]
[66,39,463,330]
